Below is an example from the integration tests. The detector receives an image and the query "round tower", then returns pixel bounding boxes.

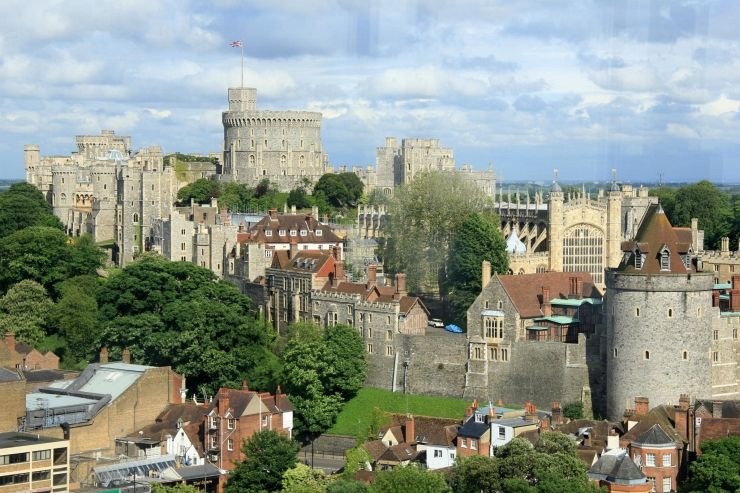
[605,205,713,420]
[606,169,622,268]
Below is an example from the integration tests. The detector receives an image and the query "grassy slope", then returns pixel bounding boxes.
[329,387,472,436]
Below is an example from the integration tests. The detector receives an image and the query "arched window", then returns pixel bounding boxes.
[613,348,617,358]
[635,308,640,317]
[248,155,255,165]
[660,248,670,271]
[682,350,688,360]
[299,155,305,166]
[132,213,139,224]
[668,308,673,318]
[563,225,605,284]
[280,154,287,166]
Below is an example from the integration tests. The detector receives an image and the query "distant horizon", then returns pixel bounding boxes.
[1,2,739,182]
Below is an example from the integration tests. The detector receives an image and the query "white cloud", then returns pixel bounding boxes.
[666,122,700,139]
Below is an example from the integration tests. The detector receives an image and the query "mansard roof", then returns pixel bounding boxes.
[496,272,601,319]
[618,205,694,274]
[247,212,340,244]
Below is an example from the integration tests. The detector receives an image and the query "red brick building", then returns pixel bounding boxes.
[204,382,294,471]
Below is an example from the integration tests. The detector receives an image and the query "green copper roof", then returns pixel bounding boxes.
[527,326,550,331]
[720,312,740,317]
[550,298,602,307]
[714,283,732,290]
[534,315,580,324]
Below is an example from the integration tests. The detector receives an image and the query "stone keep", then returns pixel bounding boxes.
[605,206,718,421]
[221,87,328,191]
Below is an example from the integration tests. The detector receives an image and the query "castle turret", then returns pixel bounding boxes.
[606,169,622,268]
[605,205,714,420]
[548,169,564,272]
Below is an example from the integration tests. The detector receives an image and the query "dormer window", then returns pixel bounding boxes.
[290,229,297,237]
[265,229,272,237]
[634,248,643,269]
[315,229,323,237]
[278,229,286,236]
[660,247,670,271]
[300,229,307,236]
[474,413,484,423]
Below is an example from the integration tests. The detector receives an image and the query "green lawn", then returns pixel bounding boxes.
[329,387,472,436]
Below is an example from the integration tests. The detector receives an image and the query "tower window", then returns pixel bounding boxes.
[712,351,719,363]
[635,307,640,317]
[644,350,650,360]
[613,348,617,358]
[634,249,643,269]
[682,350,688,360]
[668,308,673,318]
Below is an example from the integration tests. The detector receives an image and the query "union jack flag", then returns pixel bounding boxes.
[230,40,243,47]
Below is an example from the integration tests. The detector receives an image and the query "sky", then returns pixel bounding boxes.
[1,0,740,182]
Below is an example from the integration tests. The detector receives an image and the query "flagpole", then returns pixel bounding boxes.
[240,42,244,88]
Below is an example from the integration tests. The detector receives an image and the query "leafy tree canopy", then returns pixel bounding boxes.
[445,212,508,326]
[97,256,279,393]
[383,172,491,294]
[326,479,369,493]
[370,464,451,493]
[226,430,299,493]
[49,275,102,365]
[176,178,220,205]
[0,182,63,238]
[281,463,329,493]
[313,173,364,209]
[680,436,740,493]
[152,484,202,493]
[563,401,584,421]
[0,280,53,346]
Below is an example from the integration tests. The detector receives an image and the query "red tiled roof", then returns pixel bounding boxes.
[621,405,684,445]
[130,403,207,455]
[270,251,333,273]
[385,414,460,446]
[247,213,341,244]
[497,272,601,319]
[320,280,427,314]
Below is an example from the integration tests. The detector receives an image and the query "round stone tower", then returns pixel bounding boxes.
[605,205,713,420]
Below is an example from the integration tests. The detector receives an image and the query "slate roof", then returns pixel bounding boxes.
[385,414,460,447]
[130,403,206,455]
[458,415,489,438]
[622,405,684,445]
[635,424,675,446]
[0,367,21,382]
[588,451,646,484]
[175,463,222,480]
[379,443,417,463]
[496,272,601,319]
[695,399,740,419]
[247,212,341,244]
[270,251,332,273]
[206,388,295,418]
[364,440,388,461]
[618,205,694,274]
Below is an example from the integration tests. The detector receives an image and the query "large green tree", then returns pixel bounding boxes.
[0,182,62,238]
[49,276,102,364]
[0,227,104,296]
[445,212,508,326]
[0,280,53,345]
[176,178,220,205]
[370,464,451,493]
[281,322,366,435]
[680,436,740,493]
[226,430,299,493]
[97,256,280,393]
[313,173,364,209]
[383,172,491,294]
[281,463,329,493]
[672,181,731,250]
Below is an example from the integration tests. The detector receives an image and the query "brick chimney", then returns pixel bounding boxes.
[541,286,552,316]
[575,278,583,299]
[721,237,730,254]
[405,415,415,444]
[99,347,109,364]
[395,273,407,299]
[551,402,563,425]
[674,395,691,443]
[332,246,344,286]
[217,388,230,416]
[241,379,249,391]
[569,277,578,299]
[289,238,298,259]
[712,290,720,307]
[606,429,619,451]
[269,208,278,221]
[712,400,723,418]
[482,260,491,289]
[3,332,16,353]
[635,397,649,416]
[367,265,377,289]
[525,402,538,422]
[122,348,131,364]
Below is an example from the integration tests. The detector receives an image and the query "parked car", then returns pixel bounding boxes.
[428,318,444,328]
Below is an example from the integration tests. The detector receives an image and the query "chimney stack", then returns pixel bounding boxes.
[482,260,491,289]
[99,347,109,364]
[3,332,16,353]
[712,290,720,307]
[730,278,740,312]
[395,273,407,299]
[721,237,730,254]
[551,402,563,425]
[242,379,249,391]
[289,238,298,259]
[606,429,619,451]
[405,415,415,444]
[122,347,131,364]
[217,388,230,416]
[367,265,377,289]
[674,395,691,443]
[332,246,344,285]
[542,286,552,316]
[634,397,649,416]
[269,208,278,220]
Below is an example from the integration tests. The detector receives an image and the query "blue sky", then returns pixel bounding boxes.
[1,0,740,182]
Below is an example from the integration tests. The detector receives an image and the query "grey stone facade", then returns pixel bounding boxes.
[25,130,178,266]
[221,88,328,191]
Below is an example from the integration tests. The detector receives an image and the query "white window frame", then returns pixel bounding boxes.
[315,229,323,236]
[662,453,671,467]
[645,453,656,467]
[662,477,671,493]
[265,229,272,237]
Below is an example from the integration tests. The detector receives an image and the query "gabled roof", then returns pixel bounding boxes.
[622,405,684,445]
[458,414,489,438]
[270,251,333,273]
[0,367,21,382]
[635,424,674,446]
[384,414,460,447]
[247,213,340,244]
[696,418,740,449]
[695,399,740,419]
[319,281,428,316]
[128,403,206,455]
[380,443,417,462]
[618,205,694,274]
[496,272,601,319]
[206,388,294,418]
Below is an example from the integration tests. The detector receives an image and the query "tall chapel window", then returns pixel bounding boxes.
[660,249,670,271]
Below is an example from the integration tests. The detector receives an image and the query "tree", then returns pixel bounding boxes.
[383,172,491,294]
[313,173,364,209]
[562,401,584,421]
[370,464,451,493]
[648,187,677,220]
[0,182,63,238]
[535,432,577,455]
[97,256,279,393]
[680,436,740,493]
[281,463,329,493]
[0,226,103,296]
[287,187,312,210]
[326,479,369,493]
[151,484,202,493]
[50,276,102,364]
[449,455,501,493]
[672,181,732,250]
[343,445,372,480]
[176,178,220,205]
[226,430,299,493]
[282,322,366,436]
[0,280,53,346]
[445,212,508,326]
